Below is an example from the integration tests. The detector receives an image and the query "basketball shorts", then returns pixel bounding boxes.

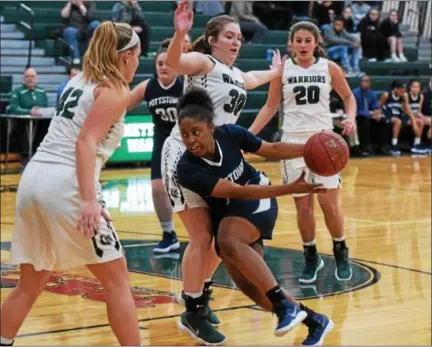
[151,132,169,180]
[161,136,208,213]
[11,161,123,271]
[280,132,342,198]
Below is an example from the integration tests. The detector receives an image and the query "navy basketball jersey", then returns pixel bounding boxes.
[144,76,184,136]
[408,92,420,115]
[177,124,263,219]
[384,90,403,117]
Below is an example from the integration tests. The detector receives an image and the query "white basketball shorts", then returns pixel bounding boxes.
[11,160,123,271]
[280,132,342,198]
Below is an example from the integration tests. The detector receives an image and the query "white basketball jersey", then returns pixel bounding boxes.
[170,55,246,141]
[281,57,333,133]
[33,73,125,174]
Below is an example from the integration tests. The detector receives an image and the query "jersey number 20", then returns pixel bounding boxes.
[224,89,246,116]
[56,87,84,119]
[294,86,320,105]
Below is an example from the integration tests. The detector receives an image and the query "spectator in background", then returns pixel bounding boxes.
[194,1,224,16]
[330,90,367,157]
[61,0,100,65]
[324,17,361,76]
[351,1,371,27]
[380,80,426,155]
[7,68,49,162]
[56,65,81,105]
[311,1,334,32]
[353,75,389,155]
[342,6,356,33]
[358,8,385,61]
[229,0,267,43]
[112,0,151,56]
[379,9,408,62]
[421,80,431,143]
[183,33,192,52]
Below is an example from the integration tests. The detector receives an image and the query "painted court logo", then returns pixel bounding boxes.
[0,263,176,308]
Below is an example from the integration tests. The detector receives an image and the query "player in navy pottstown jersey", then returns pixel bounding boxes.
[175,88,334,346]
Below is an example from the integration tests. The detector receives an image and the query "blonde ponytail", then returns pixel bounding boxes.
[83,21,137,90]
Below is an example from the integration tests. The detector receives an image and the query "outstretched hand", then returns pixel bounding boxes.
[174,0,194,34]
[270,49,287,77]
[290,171,327,194]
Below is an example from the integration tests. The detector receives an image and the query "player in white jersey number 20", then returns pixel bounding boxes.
[250,21,357,286]
[0,22,142,346]
[161,0,285,344]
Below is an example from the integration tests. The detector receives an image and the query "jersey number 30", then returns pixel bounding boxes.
[224,89,246,116]
[294,86,320,105]
[56,87,84,119]
[155,107,177,122]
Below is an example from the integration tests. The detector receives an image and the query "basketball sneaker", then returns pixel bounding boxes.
[299,254,324,284]
[179,295,226,346]
[273,299,307,337]
[153,231,180,253]
[334,246,352,281]
[302,312,334,346]
[178,285,220,327]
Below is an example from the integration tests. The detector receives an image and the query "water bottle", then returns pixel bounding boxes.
[266,48,273,61]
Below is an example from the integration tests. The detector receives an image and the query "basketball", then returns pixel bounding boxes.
[304,131,350,177]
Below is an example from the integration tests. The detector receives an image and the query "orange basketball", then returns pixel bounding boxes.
[304,131,350,177]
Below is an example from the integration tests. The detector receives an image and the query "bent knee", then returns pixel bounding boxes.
[217,233,239,259]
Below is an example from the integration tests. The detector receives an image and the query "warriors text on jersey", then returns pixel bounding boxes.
[170,56,247,141]
[281,57,333,133]
[144,76,184,137]
[33,73,125,175]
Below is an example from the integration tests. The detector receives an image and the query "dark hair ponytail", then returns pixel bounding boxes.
[178,88,215,125]
[191,35,212,54]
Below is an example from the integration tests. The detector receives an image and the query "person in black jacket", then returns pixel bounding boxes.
[358,8,386,61]
[379,9,408,62]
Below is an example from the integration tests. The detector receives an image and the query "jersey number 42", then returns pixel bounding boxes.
[56,87,84,119]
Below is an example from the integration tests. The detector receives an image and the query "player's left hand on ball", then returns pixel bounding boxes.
[340,119,356,135]
[77,199,102,239]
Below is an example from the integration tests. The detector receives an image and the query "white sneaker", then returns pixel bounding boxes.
[72,58,81,65]
[392,54,401,62]
[368,58,377,62]
[399,54,408,62]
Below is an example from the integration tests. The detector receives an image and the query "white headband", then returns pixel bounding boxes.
[118,30,140,52]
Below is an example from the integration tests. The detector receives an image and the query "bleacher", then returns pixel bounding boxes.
[1,1,431,142]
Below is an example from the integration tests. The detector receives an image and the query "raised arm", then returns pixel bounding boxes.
[329,61,357,135]
[248,76,282,135]
[129,79,149,110]
[167,1,214,75]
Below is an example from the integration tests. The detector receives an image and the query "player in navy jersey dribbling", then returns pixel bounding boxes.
[176,88,334,346]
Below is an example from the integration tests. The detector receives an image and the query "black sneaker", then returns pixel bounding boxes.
[153,231,180,253]
[203,281,221,327]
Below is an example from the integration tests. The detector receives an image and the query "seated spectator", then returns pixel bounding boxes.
[229,1,268,43]
[358,8,386,61]
[351,1,371,27]
[311,1,334,32]
[422,80,432,144]
[324,17,361,76]
[112,0,151,56]
[7,68,49,161]
[194,1,224,16]
[253,1,293,31]
[379,9,407,62]
[409,79,431,148]
[330,90,367,157]
[380,80,426,155]
[56,65,81,105]
[61,0,100,65]
[353,75,389,155]
[342,6,356,33]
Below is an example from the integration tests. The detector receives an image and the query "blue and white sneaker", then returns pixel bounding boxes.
[153,231,180,253]
[302,313,334,346]
[390,146,401,156]
[274,300,307,337]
